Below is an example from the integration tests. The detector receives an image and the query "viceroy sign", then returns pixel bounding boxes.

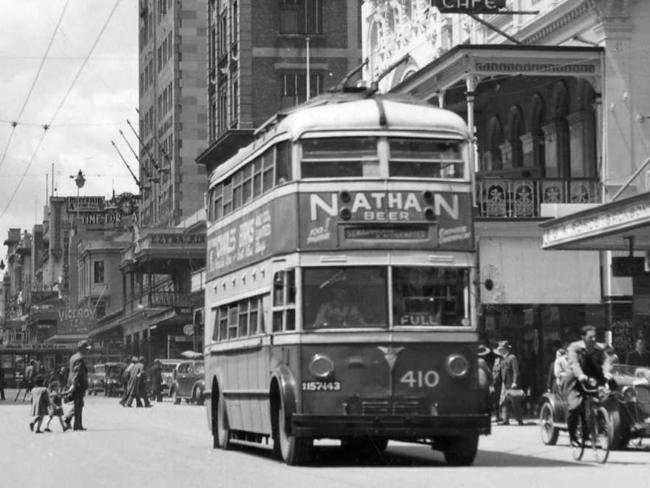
[431,0,506,14]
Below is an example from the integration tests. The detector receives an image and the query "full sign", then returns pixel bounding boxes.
[432,0,506,14]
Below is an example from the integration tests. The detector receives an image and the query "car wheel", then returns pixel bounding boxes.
[172,389,181,405]
[193,386,205,406]
[539,402,559,445]
[273,400,312,465]
[608,407,628,450]
[441,434,479,466]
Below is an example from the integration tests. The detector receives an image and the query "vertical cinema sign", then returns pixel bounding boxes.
[431,0,506,14]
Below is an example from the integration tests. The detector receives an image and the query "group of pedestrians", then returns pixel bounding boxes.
[119,356,152,408]
[28,340,91,433]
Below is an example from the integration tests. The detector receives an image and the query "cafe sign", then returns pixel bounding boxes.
[432,0,506,14]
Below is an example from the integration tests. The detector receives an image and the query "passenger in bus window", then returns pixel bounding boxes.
[313,281,366,328]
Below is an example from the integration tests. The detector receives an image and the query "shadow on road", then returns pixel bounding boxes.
[215,442,588,468]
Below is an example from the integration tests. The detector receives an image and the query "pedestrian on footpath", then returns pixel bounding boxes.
[150,359,163,403]
[28,375,49,434]
[136,356,152,408]
[63,340,91,431]
[119,357,137,406]
[496,340,524,426]
[491,345,503,422]
[125,357,145,407]
[0,365,5,401]
[15,359,36,402]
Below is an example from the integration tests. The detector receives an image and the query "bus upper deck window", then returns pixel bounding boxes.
[276,141,291,184]
[388,138,465,179]
[301,137,378,179]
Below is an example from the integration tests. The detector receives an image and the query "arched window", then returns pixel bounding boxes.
[507,105,525,169]
[552,81,571,178]
[529,94,546,175]
[487,116,504,171]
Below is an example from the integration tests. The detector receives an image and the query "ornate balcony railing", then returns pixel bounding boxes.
[475,177,601,218]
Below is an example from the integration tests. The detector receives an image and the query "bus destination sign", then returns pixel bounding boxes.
[432,0,506,14]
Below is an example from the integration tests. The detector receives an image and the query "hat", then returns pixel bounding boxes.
[131,356,138,363]
[497,340,511,350]
[478,344,492,357]
[77,340,91,350]
[138,356,145,362]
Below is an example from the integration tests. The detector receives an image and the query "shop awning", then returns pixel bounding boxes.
[541,193,650,251]
[392,44,603,99]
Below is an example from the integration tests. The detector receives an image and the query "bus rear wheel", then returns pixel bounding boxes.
[440,434,479,466]
[274,403,312,465]
[214,393,232,450]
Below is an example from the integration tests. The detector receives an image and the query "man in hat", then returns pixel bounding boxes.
[64,340,91,431]
[496,340,523,425]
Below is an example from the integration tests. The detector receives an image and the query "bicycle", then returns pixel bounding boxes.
[569,379,611,464]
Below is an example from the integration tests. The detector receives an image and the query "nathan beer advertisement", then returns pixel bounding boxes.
[299,190,473,251]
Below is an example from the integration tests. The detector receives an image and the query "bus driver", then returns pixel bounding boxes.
[313,280,366,328]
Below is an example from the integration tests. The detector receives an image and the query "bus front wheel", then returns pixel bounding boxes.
[274,403,312,465]
[214,393,232,450]
[440,434,479,466]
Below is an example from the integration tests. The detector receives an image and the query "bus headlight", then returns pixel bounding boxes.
[309,354,335,379]
[446,354,469,379]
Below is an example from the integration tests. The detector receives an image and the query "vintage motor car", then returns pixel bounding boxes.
[156,358,182,397]
[170,359,205,405]
[539,363,650,449]
[88,362,126,396]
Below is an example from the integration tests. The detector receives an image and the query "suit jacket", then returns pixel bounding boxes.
[67,352,89,394]
[499,352,519,389]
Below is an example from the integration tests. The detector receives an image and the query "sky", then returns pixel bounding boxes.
[0,0,139,239]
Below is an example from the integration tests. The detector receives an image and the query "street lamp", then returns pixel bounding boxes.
[70,170,86,229]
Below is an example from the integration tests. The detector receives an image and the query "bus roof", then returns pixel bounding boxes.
[211,90,469,182]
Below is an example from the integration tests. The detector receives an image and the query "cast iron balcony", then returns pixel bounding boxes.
[475,177,601,218]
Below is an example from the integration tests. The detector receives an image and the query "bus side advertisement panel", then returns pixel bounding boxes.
[206,196,297,279]
[299,190,473,251]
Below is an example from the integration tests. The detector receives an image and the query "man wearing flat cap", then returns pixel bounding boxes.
[64,340,91,431]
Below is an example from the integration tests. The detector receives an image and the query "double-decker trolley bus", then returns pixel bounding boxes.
[204,86,490,465]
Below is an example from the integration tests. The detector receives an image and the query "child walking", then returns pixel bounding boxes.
[44,382,69,432]
[28,375,49,433]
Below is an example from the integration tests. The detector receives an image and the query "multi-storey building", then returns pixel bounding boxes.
[138,0,208,227]
[362,0,650,397]
[197,0,363,171]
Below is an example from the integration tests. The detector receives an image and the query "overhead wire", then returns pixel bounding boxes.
[0,0,124,219]
[0,0,71,172]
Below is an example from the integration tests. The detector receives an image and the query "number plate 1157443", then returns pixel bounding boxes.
[301,381,341,392]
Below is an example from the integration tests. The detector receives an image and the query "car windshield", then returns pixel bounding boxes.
[161,363,178,372]
[106,365,123,377]
[610,363,650,381]
[194,363,205,374]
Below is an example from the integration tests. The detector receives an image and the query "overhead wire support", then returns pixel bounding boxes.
[119,129,151,179]
[126,119,161,172]
[110,140,140,187]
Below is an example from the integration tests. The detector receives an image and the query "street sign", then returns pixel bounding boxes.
[182,323,194,336]
[432,0,506,14]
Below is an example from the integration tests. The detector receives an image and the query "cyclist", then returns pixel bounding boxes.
[565,325,614,444]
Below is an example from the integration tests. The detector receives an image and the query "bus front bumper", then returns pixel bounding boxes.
[291,413,491,438]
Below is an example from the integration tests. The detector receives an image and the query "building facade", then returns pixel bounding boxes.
[362,0,650,397]
[197,0,363,171]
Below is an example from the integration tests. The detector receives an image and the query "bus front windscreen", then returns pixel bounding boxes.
[303,266,470,330]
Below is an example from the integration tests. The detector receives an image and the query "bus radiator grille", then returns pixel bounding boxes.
[361,400,422,416]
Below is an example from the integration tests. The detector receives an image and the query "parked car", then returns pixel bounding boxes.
[539,363,650,449]
[156,359,182,397]
[88,362,126,396]
[170,360,205,405]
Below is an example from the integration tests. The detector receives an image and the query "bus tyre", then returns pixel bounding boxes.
[214,394,232,450]
[539,402,559,445]
[441,434,479,466]
[274,403,312,465]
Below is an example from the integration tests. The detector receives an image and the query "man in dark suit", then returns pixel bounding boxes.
[625,338,650,367]
[64,340,91,431]
[497,340,523,425]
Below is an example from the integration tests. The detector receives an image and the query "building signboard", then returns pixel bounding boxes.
[432,0,506,14]
[65,196,105,213]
